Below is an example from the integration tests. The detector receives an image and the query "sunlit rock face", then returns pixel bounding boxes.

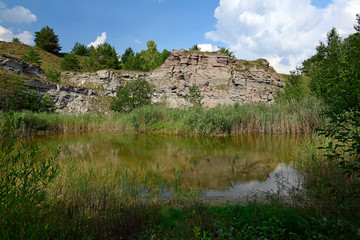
[148,50,284,108]
[0,51,284,114]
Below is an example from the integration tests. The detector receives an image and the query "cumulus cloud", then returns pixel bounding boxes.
[206,0,360,73]
[198,44,219,52]
[0,25,33,45]
[87,32,107,48]
[0,1,37,23]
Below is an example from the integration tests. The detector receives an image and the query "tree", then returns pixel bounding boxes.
[71,42,89,56]
[34,26,61,54]
[189,44,200,51]
[302,17,360,178]
[141,40,162,72]
[275,68,308,103]
[185,84,203,108]
[82,43,119,71]
[110,78,154,113]
[121,47,135,66]
[61,53,81,71]
[12,37,21,43]
[161,49,171,62]
[22,47,42,65]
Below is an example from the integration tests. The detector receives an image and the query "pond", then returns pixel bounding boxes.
[30,133,304,202]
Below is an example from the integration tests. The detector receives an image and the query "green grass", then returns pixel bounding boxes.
[0,41,62,74]
[3,97,325,137]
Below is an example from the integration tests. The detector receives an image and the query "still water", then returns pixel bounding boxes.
[30,133,303,200]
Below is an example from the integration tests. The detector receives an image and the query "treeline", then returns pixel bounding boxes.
[17,26,171,73]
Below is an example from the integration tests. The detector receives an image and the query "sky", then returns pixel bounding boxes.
[0,0,359,73]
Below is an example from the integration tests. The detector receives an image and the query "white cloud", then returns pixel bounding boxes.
[206,0,360,73]
[0,25,33,45]
[87,32,107,48]
[198,44,219,52]
[134,38,142,44]
[0,1,37,23]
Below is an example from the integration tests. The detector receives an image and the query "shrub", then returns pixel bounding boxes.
[46,68,61,83]
[12,37,21,43]
[275,68,309,103]
[110,78,154,113]
[0,72,56,112]
[0,110,58,239]
[185,84,203,108]
[60,53,81,72]
[22,47,42,65]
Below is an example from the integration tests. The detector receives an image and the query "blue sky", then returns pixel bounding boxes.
[0,0,359,73]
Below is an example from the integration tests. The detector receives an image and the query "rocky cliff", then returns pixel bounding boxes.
[0,50,284,114]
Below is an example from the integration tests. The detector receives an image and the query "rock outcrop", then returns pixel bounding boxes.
[0,51,284,114]
[148,50,283,107]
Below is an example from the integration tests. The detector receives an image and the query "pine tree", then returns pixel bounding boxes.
[22,47,42,65]
[34,26,62,54]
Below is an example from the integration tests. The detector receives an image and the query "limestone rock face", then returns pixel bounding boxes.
[148,50,283,107]
[0,55,44,79]
[0,51,284,114]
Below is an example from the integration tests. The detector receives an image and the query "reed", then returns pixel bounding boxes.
[293,135,360,220]
[0,97,325,136]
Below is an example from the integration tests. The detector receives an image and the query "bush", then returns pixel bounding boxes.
[22,47,42,65]
[0,72,56,112]
[46,68,61,83]
[0,110,58,239]
[60,53,81,72]
[275,69,309,103]
[185,84,203,108]
[110,78,154,113]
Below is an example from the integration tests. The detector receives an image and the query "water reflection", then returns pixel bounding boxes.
[30,133,303,197]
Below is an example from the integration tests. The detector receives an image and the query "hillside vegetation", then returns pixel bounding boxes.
[0,41,62,73]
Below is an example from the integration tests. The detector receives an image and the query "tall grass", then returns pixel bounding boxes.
[126,96,325,135]
[293,135,360,220]
[0,97,325,136]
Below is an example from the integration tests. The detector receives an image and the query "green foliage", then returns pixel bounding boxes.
[141,40,162,72]
[110,78,154,113]
[161,49,171,62]
[302,18,360,178]
[71,42,89,56]
[0,72,56,113]
[11,37,21,43]
[34,26,62,54]
[22,47,42,65]
[60,53,81,72]
[46,67,61,83]
[275,69,309,103]
[82,43,119,71]
[121,41,168,72]
[218,47,235,61]
[0,110,58,239]
[189,44,200,51]
[185,84,203,108]
[120,47,135,68]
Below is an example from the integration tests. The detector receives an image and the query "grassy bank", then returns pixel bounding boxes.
[3,96,325,136]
